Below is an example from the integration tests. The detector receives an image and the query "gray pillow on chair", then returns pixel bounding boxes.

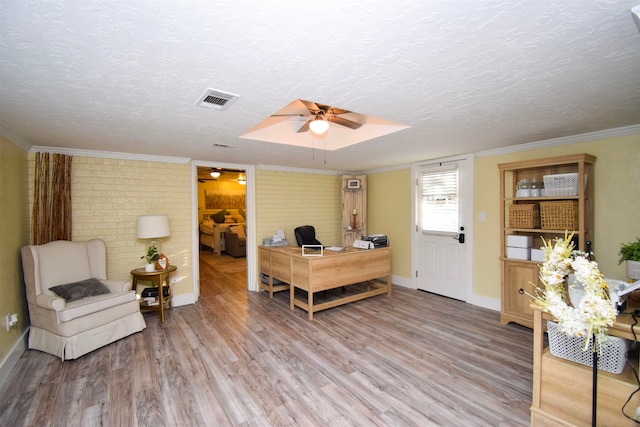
[49,278,111,302]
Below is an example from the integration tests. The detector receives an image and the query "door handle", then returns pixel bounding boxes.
[454,226,465,244]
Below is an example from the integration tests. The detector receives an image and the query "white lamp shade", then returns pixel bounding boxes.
[309,119,329,135]
[136,215,170,239]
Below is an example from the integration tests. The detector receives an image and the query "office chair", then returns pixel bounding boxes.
[294,225,322,247]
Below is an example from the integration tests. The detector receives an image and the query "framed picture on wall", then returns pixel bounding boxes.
[347,179,361,189]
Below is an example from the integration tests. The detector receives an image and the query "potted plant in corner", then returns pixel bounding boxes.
[618,238,640,281]
[142,245,160,272]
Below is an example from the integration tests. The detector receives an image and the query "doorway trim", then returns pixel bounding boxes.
[191,161,257,302]
[410,154,474,300]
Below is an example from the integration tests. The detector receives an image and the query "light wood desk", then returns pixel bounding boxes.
[258,245,391,319]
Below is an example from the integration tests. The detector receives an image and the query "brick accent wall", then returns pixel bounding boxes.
[255,169,342,247]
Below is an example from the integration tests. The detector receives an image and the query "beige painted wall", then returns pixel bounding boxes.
[255,169,342,247]
[0,137,29,360]
[368,169,412,279]
[27,155,194,297]
[0,136,29,361]
[474,134,640,299]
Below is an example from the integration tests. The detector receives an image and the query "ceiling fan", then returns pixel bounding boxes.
[197,167,246,183]
[272,99,362,135]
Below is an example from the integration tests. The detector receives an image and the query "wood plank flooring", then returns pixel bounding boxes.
[0,251,534,426]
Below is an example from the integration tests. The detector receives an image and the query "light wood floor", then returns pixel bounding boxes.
[0,251,534,426]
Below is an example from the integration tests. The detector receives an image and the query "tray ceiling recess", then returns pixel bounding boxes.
[240,99,410,151]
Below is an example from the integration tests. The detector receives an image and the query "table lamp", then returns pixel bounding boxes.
[136,215,170,270]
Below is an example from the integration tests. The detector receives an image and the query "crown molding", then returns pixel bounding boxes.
[475,124,640,157]
[29,146,191,164]
[257,164,348,175]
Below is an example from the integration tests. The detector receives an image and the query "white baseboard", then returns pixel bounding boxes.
[466,294,501,312]
[172,292,196,307]
[0,329,28,393]
[391,275,414,289]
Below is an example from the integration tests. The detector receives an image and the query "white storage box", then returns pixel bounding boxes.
[507,247,530,260]
[543,173,579,196]
[547,321,629,374]
[531,248,545,262]
[507,235,533,248]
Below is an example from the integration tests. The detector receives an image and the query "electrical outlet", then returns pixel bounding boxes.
[5,314,18,331]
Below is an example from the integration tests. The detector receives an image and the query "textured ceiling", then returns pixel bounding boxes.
[1,1,639,171]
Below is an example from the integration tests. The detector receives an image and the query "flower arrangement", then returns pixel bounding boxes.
[530,232,617,352]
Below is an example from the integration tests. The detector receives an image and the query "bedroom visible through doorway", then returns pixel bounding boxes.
[196,166,247,296]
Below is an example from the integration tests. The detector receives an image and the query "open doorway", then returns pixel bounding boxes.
[196,166,247,299]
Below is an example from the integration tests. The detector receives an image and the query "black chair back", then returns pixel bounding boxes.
[294,225,322,247]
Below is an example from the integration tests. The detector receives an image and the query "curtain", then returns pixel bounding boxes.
[32,153,73,244]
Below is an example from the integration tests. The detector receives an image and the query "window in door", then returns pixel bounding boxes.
[418,164,459,235]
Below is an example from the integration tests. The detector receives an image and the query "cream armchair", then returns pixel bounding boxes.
[21,239,146,360]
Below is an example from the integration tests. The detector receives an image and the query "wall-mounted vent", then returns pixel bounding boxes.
[196,89,240,111]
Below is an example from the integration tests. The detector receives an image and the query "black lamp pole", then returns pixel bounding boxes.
[592,335,598,427]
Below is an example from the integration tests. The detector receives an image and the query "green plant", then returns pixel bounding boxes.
[142,245,160,264]
[618,238,640,264]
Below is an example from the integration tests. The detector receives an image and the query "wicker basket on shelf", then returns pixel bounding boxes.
[508,203,540,229]
[540,200,579,229]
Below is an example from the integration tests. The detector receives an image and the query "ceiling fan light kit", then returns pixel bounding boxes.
[309,118,329,135]
[210,168,221,178]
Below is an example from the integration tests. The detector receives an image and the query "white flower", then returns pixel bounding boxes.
[529,232,617,353]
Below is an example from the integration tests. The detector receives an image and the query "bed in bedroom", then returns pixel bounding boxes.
[199,209,246,256]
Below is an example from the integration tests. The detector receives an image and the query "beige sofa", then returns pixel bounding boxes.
[21,239,146,360]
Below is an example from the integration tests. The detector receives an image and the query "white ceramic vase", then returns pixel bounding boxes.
[144,263,155,272]
[626,260,640,281]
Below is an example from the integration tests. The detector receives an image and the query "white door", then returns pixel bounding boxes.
[416,160,468,301]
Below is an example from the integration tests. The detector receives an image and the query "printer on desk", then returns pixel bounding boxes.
[363,234,388,248]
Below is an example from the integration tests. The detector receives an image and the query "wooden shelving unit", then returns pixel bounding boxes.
[498,153,596,328]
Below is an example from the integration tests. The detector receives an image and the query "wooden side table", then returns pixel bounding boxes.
[131,265,177,324]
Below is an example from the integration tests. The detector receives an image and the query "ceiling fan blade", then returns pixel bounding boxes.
[271,113,310,117]
[297,119,311,133]
[299,99,321,112]
[327,107,351,115]
[327,115,362,130]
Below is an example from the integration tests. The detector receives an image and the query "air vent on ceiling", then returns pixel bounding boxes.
[196,88,240,111]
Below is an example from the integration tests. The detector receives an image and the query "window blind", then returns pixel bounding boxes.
[419,165,459,234]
